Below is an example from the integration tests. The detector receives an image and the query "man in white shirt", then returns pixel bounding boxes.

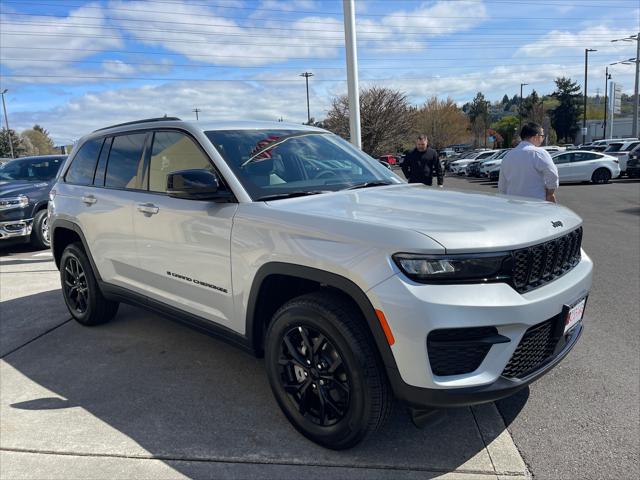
[498,122,559,202]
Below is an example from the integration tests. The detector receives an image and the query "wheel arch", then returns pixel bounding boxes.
[51,220,100,281]
[246,262,399,373]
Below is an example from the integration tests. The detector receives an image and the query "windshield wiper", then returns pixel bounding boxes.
[241,132,326,167]
[255,190,330,201]
[345,181,392,190]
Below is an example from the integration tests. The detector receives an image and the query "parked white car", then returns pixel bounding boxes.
[551,151,621,184]
[450,150,497,174]
[479,149,512,176]
[603,140,640,174]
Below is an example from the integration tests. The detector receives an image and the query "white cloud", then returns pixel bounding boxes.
[0,2,123,72]
[110,0,341,67]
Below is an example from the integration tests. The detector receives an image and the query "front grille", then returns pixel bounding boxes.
[512,227,582,293]
[502,318,560,379]
[427,327,498,376]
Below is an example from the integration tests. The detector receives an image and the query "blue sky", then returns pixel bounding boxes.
[0,0,638,144]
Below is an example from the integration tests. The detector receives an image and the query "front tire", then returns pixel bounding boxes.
[591,168,611,184]
[31,210,50,249]
[265,291,392,450]
[60,242,119,325]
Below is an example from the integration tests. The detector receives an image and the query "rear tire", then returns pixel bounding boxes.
[591,168,611,184]
[60,242,119,325]
[31,210,50,249]
[264,291,392,450]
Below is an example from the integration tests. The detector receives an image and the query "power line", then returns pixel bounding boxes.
[0,45,595,62]
[1,32,631,50]
[0,1,633,22]
[0,19,631,38]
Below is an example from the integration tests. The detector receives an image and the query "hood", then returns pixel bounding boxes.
[266,184,582,253]
[0,180,51,198]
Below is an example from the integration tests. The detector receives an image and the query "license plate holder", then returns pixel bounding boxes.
[563,295,587,334]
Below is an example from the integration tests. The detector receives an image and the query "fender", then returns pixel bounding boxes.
[50,219,101,280]
[246,262,401,375]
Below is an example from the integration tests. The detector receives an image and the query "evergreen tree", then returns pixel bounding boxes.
[550,77,581,142]
[0,128,24,158]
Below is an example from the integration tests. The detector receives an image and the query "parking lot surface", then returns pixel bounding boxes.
[1,174,638,479]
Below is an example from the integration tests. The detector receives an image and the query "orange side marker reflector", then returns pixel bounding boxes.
[375,309,395,346]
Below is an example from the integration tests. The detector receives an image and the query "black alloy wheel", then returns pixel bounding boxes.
[31,209,50,249]
[278,325,350,427]
[60,243,119,325]
[591,168,611,184]
[63,256,89,315]
[265,291,392,450]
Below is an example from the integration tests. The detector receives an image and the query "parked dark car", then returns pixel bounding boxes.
[626,144,640,178]
[0,155,67,248]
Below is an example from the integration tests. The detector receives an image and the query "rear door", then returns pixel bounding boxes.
[570,152,601,181]
[131,130,238,329]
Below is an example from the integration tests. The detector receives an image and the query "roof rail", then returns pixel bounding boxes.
[92,116,182,133]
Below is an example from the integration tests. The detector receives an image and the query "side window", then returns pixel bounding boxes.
[93,137,112,187]
[576,153,599,161]
[65,138,104,185]
[553,154,570,164]
[148,131,212,193]
[105,133,147,189]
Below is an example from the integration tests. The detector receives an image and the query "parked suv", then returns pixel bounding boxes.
[0,154,67,248]
[50,118,593,449]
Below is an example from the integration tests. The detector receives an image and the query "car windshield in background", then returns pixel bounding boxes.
[205,129,401,200]
[0,156,66,182]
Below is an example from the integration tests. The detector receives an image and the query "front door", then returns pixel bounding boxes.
[132,130,238,330]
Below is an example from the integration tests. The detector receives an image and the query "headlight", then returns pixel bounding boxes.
[0,195,29,210]
[392,253,511,283]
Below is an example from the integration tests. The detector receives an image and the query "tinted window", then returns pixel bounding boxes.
[605,143,623,152]
[553,153,570,164]
[623,141,640,151]
[65,139,103,185]
[105,134,146,189]
[0,155,66,182]
[148,131,212,192]
[93,137,112,187]
[572,152,599,162]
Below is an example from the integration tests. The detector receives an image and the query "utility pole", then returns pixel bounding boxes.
[300,72,314,124]
[603,73,608,139]
[343,0,361,149]
[583,48,597,144]
[192,108,201,121]
[1,89,14,159]
[634,32,639,137]
[519,83,528,133]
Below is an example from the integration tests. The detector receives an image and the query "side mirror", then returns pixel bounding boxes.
[166,169,229,200]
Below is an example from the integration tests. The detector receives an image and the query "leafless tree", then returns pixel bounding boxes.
[323,86,413,157]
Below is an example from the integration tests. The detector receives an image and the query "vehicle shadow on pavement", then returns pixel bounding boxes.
[1,295,527,477]
[0,243,49,257]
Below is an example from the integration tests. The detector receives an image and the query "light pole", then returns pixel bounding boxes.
[1,89,14,159]
[583,48,597,144]
[300,72,314,124]
[519,83,528,133]
[603,67,611,139]
[611,33,639,137]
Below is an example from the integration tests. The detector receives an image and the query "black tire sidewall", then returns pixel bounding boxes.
[593,168,611,184]
[265,302,374,449]
[60,244,99,325]
[31,210,50,249]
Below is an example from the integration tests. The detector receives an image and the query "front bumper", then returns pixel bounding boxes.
[367,251,592,407]
[626,165,640,178]
[0,218,33,240]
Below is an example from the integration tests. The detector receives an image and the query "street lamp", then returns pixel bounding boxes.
[583,48,597,144]
[519,82,528,133]
[1,89,14,159]
[300,72,314,124]
[603,67,612,139]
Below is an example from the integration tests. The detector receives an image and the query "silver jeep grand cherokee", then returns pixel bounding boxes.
[49,118,592,449]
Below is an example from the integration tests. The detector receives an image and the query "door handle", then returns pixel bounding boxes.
[82,195,97,205]
[137,203,159,215]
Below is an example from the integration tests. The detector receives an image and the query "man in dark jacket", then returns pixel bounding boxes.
[401,135,444,186]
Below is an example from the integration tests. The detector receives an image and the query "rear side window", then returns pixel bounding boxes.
[105,133,147,189]
[147,131,212,192]
[65,139,104,185]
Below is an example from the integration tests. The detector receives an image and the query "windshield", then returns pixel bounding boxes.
[205,129,402,200]
[0,156,66,182]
